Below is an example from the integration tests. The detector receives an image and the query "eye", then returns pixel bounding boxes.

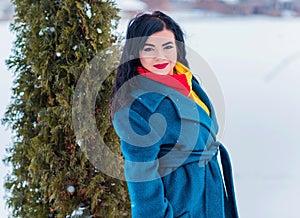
[164,45,174,50]
[143,47,154,52]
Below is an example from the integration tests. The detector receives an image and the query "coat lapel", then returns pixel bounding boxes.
[192,80,219,135]
[129,76,219,137]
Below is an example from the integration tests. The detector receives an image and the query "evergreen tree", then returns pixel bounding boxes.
[2,0,130,217]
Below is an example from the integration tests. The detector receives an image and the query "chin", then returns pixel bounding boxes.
[156,71,170,75]
[155,68,172,75]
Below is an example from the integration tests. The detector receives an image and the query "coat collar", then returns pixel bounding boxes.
[129,76,219,136]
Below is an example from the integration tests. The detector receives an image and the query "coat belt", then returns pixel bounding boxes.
[159,141,239,218]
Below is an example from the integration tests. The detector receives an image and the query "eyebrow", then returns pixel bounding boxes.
[162,41,174,47]
[144,41,174,47]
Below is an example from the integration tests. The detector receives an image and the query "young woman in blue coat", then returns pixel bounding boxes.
[111,11,239,218]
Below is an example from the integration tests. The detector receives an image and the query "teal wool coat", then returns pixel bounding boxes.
[112,75,238,218]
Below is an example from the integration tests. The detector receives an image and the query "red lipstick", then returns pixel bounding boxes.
[154,63,168,69]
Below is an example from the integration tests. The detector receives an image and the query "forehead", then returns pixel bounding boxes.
[145,29,175,44]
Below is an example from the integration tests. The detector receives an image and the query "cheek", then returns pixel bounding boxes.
[139,57,147,63]
[167,48,177,63]
[139,51,150,64]
[171,53,177,62]
[139,57,152,69]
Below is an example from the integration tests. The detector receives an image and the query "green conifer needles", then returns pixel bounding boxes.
[3,0,130,217]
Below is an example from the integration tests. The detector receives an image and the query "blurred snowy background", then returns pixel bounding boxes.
[1,0,300,217]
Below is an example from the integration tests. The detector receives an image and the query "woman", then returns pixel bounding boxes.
[111,11,239,218]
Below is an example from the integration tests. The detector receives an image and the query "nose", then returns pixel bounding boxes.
[154,48,166,60]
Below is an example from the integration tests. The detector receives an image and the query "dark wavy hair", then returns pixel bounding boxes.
[111,11,189,100]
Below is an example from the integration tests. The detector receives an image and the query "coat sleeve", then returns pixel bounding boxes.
[113,104,174,218]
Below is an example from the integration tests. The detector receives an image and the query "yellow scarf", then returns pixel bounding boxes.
[174,62,210,116]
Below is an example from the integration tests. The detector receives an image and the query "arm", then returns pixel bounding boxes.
[113,104,174,218]
[122,141,174,218]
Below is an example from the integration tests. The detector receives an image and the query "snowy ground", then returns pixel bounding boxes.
[1,11,300,217]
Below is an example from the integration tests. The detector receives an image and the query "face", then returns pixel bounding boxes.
[139,29,177,75]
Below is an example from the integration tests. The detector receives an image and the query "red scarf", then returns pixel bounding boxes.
[137,66,190,96]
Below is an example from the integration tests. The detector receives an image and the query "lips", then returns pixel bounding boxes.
[153,63,169,69]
